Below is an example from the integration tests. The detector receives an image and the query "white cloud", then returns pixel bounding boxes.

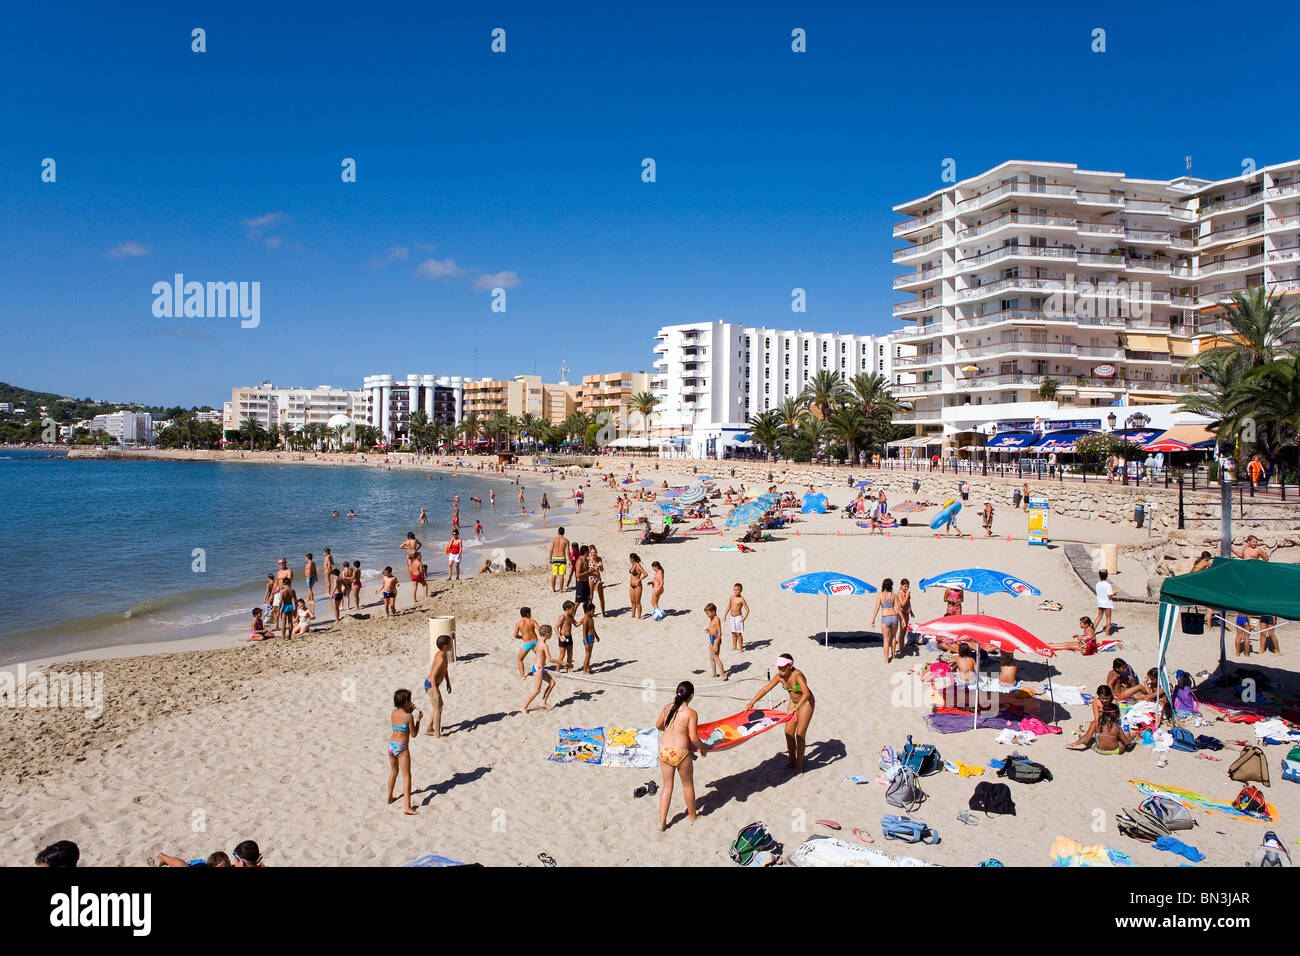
[106,241,150,259]
[242,212,285,237]
[368,244,410,269]
[415,258,467,280]
[475,270,521,290]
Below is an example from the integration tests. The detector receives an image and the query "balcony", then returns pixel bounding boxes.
[958,245,1075,269]
[1200,255,1264,277]
[1266,183,1300,200]
[1201,223,1265,247]
[956,309,1057,330]
[893,209,944,238]
[898,322,945,338]
[1077,191,1125,207]
[893,266,943,290]
[893,235,944,263]
[957,274,1068,301]
[1269,213,1300,229]
[1125,199,1171,214]
[894,352,943,369]
[955,212,1076,241]
[957,181,1075,213]
[955,372,1039,388]
[1076,252,1126,268]
[1200,193,1264,216]
[1126,258,1174,274]
[957,339,1078,359]
[893,298,940,317]
[893,381,941,395]
[1125,229,1172,244]
[1078,221,1125,238]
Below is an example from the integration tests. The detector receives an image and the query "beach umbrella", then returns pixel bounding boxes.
[780,571,877,646]
[658,503,684,516]
[800,492,828,514]
[725,500,769,528]
[911,614,1056,727]
[916,567,1041,615]
[1144,439,1190,453]
[853,479,873,489]
[677,486,708,506]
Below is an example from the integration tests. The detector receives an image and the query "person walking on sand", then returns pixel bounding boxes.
[1095,568,1115,637]
[408,551,428,602]
[628,553,649,620]
[514,606,542,680]
[548,527,569,593]
[897,577,914,644]
[540,493,550,521]
[656,681,709,831]
[981,501,994,537]
[385,689,422,816]
[871,578,901,664]
[518,486,526,510]
[424,634,452,737]
[650,561,665,617]
[445,530,463,581]
[725,583,749,652]
[746,655,815,773]
[704,603,727,679]
[521,625,562,713]
[304,553,318,605]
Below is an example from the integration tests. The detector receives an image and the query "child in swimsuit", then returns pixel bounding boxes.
[424,634,452,738]
[655,681,709,831]
[513,606,541,680]
[379,566,399,618]
[521,625,563,714]
[579,602,600,675]
[704,602,727,680]
[385,688,422,816]
[248,607,267,641]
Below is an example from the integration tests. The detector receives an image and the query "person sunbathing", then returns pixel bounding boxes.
[1046,616,1098,655]
[1106,658,1139,698]
[1069,702,1133,754]
[694,518,717,530]
[1067,684,1115,748]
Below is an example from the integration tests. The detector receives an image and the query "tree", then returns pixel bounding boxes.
[1179,349,1251,446]
[746,410,782,458]
[408,409,430,451]
[629,391,659,435]
[241,415,265,451]
[846,371,906,454]
[1231,350,1300,465]
[826,405,866,462]
[777,396,805,442]
[800,370,847,420]
[1193,288,1299,372]
[1036,377,1059,401]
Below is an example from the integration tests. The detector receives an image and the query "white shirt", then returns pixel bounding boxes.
[1095,580,1115,609]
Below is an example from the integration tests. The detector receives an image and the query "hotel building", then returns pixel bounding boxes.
[890,158,1300,444]
[90,410,154,446]
[224,383,367,434]
[651,320,904,458]
[580,371,651,432]
[361,374,465,443]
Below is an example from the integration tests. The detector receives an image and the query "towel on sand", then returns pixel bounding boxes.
[601,727,660,769]
[549,727,605,764]
[1050,836,1134,867]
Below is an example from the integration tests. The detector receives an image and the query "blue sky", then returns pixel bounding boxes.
[3,0,1299,407]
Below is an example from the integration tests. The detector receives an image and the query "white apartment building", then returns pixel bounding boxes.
[361,374,466,444]
[651,319,905,458]
[891,158,1300,444]
[224,383,367,434]
[90,410,154,446]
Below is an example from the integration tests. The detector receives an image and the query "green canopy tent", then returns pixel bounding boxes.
[1156,558,1300,704]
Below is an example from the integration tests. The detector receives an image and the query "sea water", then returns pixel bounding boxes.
[0,450,542,664]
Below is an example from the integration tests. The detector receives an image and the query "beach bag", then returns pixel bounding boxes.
[1180,610,1205,635]
[1234,785,1267,816]
[728,821,777,866]
[996,755,1053,784]
[885,767,925,812]
[1251,833,1292,867]
[1169,727,1198,753]
[901,735,943,776]
[1194,735,1223,752]
[1116,808,1172,843]
[968,781,1016,816]
[1229,745,1271,787]
[1282,746,1300,784]
[1139,795,1197,832]
[881,815,940,845]
[878,745,898,772]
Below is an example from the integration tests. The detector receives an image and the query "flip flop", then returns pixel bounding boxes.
[633,786,648,798]
[816,819,841,830]
[852,827,874,844]
[537,852,556,867]
[957,812,979,826]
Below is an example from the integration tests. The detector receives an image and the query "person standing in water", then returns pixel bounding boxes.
[746,655,815,772]
[655,681,708,831]
[417,507,428,524]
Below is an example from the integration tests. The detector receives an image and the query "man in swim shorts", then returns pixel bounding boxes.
[549,526,569,593]
[304,553,318,604]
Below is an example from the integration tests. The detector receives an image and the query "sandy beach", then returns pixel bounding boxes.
[2,456,1296,868]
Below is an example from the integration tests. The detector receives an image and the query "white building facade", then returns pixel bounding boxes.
[224,383,367,434]
[90,411,154,446]
[361,374,466,445]
[651,319,905,458]
[890,158,1300,443]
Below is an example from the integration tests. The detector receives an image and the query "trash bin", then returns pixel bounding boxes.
[1099,543,1119,574]
[429,615,456,664]
[1134,504,1145,528]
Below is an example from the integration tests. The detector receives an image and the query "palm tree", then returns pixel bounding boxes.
[407,409,430,451]
[630,391,660,435]
[746,410,782,459]
[800,370,847,420]
[457,413,482,449]
[1230,350,1300,462]
[241,415,265,451]
[798,415,828,458]
[1037,377,1059,401]
[826,405,867,463]
[846,371,905,453]
[776,397,805,441]
[1193,288,1299,372]
[1179,349,1252,443]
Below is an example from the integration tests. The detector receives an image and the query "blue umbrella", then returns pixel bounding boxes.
[780,571,877,645]
[677,486,708,505]
[659,503,684,516]
[801,492,828,514]
[916,567,1041,615]
[853,479,874,489]
[725,500,768,528]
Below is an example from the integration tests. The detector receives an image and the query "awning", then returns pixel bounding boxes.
[984,431,1038,450]
[1169,338,1196,358]
[887,435,940,447]
[1113,428,1161,446]
[1151,424,1215,449]
[1030,429,1098,453]
[1125,333,1170,352]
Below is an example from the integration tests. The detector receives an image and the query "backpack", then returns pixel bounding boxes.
[996,755,1053,784]
[1282,746,1300,784]
[881,814,940,845]
[885,766,925,812]
[901,735,943,777]
[1229,745,1271,787]
[1169,727,1198,752]
[968,781,1016,815]
[1139,794,1197,832]
[728,821,777,866]
[1234,785,1267,816]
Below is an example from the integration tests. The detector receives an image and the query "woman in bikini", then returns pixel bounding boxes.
[385,689,422,815]
[339,561,355,610]
[588,545,606,616]
[870,577,901,664]
[650,561,665,615]
[746,654,816,772]
[628,553,648,619]
[655,681,708,831]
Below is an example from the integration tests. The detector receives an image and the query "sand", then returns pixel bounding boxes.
[2,456,1295,867]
